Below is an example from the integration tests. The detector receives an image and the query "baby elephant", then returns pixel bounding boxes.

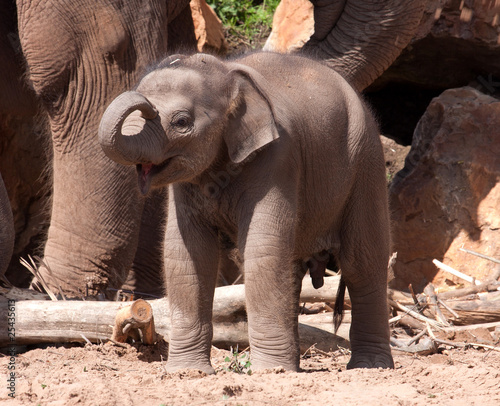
[99,52,393,373]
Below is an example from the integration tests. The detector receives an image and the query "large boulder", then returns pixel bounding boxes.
[390,87,500,291]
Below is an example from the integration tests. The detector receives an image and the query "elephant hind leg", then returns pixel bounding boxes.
[338,174,393,369]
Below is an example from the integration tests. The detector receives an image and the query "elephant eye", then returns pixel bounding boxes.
[171,112,193,133]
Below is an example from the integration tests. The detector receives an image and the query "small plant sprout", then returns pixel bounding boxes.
[223,346,252,375]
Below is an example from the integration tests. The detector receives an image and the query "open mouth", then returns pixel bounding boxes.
[136,157,173,195]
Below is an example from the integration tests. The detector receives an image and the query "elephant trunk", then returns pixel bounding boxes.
[303,0,426,91]
[98,91,165,165]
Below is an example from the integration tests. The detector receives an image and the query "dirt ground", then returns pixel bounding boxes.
[2,338,499,406]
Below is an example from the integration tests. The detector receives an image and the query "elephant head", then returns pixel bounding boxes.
[98,54,280,193]
[17,0,192,296]
[265,0,427,91]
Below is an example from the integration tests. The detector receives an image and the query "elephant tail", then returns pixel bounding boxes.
[333,275,346,334]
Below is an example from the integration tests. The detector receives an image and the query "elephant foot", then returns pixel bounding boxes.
[164,360,215,375]
[346,351,394,369]
[250,354,300,373]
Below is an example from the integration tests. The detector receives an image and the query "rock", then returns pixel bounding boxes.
[375,0,500,90]
[390,87,500,291]
[190,0,227,54]
[381,136,411,185]
[263,0,314,53]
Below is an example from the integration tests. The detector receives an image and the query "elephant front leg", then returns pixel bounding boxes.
[163,193,219,374]
[242,217,301,372]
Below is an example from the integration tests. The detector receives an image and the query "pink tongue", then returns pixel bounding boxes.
[142,163,153,177]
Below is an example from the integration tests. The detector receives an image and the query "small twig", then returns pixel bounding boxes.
[34,256,66,301]
[80,334,92,346]
[424,283,451,326]
[301,344,332,358]
[459,248,500,265]
[408,284,420,309]
[407,329,428,346]
[108,338,128,348]
[389,299,446,329]
[20,256,58,301]
[437,298,460,319]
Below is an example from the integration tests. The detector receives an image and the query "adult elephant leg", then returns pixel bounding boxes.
[122,187,168,298]
[32,148,144,296]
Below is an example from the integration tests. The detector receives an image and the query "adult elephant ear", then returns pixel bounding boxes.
[224,65,282,164]
[266,0,426,91]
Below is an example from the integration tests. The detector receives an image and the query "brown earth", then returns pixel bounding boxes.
[2,339,500,406]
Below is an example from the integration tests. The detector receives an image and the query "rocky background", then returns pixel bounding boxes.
[374,0,499,291]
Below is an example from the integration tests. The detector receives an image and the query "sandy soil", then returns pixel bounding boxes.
[2,338,499,406]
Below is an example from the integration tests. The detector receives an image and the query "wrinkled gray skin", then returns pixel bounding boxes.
[99,53,393,373]
[0,174,14,278]
[301,0,427,91]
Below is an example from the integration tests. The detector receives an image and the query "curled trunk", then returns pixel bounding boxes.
[99,91,166,165]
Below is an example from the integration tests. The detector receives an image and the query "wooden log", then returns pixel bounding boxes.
[0,278,349,348]
[440,292,500,325]
[212,275,344,322]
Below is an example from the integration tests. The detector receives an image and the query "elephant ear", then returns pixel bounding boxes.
[225,64,280,164]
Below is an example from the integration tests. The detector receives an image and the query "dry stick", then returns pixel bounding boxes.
[407,329,428,346]
[442,320,500,333]
[408,284,421,309]
[437,298,460,319]
[426,322,500,353]
[388,314,403,325]
[20,256,58,301]
[389,299,446,329]
[459,248,500,266]
[423,283,451,326]
[432,259,482,286]
[34,256,67,301]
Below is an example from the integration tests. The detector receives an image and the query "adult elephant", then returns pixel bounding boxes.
[266,0,427,92]
[16,0,196,297]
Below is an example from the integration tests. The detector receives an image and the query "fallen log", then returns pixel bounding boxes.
[440,292,500,325]
[0,276,348,350]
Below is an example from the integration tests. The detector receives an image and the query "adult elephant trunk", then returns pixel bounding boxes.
[276,0,427,91]
[99,91,166,166]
